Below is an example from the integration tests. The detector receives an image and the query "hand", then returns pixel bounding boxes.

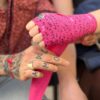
[4,46,69,81]
[79,34,97,46]
[26,21,45,50]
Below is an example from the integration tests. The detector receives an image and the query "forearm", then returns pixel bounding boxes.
[52,1,76,99]
[57,44,77,100]
[0,53,22,77]
[52,0,74,15]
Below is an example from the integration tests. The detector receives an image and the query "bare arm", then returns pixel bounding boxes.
[0,52,23,77]
[52,0,74,15]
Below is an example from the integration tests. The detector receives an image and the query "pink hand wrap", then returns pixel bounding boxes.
[29,13,97,100]
[33,13,97,48]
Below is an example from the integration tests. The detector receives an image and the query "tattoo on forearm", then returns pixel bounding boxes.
[0,55,10,75]
[11,53,23,79]
[0,52,23,79]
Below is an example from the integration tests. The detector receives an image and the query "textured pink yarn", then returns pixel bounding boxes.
[33,13,97,48]
[29,13,97,100]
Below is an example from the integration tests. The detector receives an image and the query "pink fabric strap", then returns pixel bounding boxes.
[29,13,97,100]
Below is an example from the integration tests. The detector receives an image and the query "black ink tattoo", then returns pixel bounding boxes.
[53,56,59,61]
[11,52,23,79]
[32,71,38,77]
[0,52,23,79]
[35,53,43,59]
[42,62,48,68]
[3,61,10,75]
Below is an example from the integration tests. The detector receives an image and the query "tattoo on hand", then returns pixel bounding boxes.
[53,56,59,61]
[42,62,48,68]
[35,53,43,59]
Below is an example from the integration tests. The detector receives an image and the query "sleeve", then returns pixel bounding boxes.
[36,0,55,14]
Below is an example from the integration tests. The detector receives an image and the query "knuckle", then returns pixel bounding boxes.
[44,56,51,62]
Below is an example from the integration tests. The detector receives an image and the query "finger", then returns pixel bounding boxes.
[26,21,36,31]
[83,35,96,42]
[39,41,45,49]
[46,56,70,66]
[86,41,96,46]
[31,40,48,53]
[28,60,58,72]
[31,40,45,53]
[81,38,96,46]
[25,70,44,78]
[29,25,39,37]
[39,41,48,53]
[32,33,43,43]
[35,53,70,66]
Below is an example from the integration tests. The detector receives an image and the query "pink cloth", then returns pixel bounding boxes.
[29,13,97,100]
[33,13,97,48]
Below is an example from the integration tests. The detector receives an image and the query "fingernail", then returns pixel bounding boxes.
[32,71,43,78]
[31,41,39,46]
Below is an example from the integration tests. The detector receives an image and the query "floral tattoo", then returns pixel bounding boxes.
[0,52,23,79]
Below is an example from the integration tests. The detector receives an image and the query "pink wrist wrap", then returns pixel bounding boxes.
[29,13,97,100]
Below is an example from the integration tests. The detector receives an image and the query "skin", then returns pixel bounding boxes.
[1,0,100,99]
[80,34,97,46]
[26,0,91,100]
[0,45,69,80]
[26,8,100,100]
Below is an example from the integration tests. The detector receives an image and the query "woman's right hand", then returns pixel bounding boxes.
[79,34,97,46]
[7,46,69,81]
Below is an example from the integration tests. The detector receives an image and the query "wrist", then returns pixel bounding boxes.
[1,53,22,78]
[90,10,100,34]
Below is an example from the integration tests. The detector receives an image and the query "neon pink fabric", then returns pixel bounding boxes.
[30,13,97,100]
[33,13,97,48]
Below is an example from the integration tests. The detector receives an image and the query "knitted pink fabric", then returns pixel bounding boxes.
[33,13,97,48]
[29,13,97,100]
